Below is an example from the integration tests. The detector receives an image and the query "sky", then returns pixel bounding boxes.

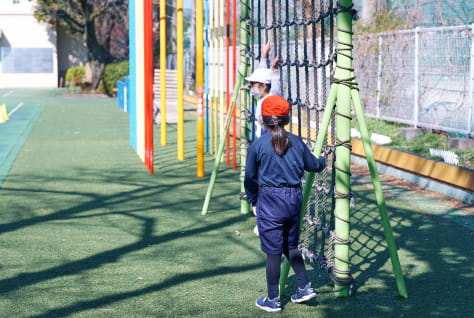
[184,0,192,9]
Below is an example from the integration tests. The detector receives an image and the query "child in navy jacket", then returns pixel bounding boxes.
[244,95,326,313]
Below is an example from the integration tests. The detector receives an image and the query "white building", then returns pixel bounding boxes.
[0,0,87,88]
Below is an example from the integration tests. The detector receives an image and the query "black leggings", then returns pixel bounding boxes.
[266,248,309,298]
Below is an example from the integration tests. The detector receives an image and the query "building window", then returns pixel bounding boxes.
[1,48,54,74]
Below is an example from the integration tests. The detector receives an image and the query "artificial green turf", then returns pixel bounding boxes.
[0,98,44,184]
[0,91,473,317]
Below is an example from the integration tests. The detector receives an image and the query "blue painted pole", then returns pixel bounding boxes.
[117,80,124,110]
[124,76,130,113]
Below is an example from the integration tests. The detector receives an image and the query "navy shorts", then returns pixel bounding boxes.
[256,186,302,255]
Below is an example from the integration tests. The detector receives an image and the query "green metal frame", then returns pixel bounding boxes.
[280,0,407,299]
[351,85,408,298]
[201,0,408,299]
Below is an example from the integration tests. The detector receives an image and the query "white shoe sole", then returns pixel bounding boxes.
[255,299,281,313]
[291,292,317,303]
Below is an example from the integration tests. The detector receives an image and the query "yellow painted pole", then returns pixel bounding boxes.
[196,0,205,176]
[160,0,167,145]
[177,0,184,160]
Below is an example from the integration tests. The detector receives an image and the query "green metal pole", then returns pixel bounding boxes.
[202,0,250,215]
[280,0,408,300]
[279,84,338,296]
[351,87,408,298]
[333,0,353,297]
[201,79,243,215]
[239,0,251,214]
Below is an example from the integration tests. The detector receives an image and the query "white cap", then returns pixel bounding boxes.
[244,68,272,84]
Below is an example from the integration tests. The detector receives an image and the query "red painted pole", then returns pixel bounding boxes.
[144,0,154,174]
[225,0,231,166]
[231,0,237,170]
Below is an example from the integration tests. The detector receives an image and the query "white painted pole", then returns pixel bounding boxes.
[219,0,225,162]
[209,0,216,154]
[414,27,419,128]
[467,24,474,135]
[376,34,382,118]
[212,0,218,155]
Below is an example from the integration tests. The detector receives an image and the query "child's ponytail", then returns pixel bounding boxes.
[270,124,290,156]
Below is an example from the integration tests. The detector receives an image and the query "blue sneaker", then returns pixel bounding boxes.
[255,296,281,313]
[291,283,317,303]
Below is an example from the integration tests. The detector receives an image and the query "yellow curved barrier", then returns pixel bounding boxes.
[351,139,474,192]
[290,124,474,192]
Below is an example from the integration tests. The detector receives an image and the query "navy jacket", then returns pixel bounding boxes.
[244,132,326,206]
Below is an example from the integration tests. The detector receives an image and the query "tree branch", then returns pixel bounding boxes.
[56,9,85,33]
[90,0,126,21]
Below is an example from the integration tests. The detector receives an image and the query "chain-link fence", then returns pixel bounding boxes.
[201,24,474,136]
[354,25,474,136]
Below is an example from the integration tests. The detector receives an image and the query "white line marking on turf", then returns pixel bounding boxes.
[8,102,24,117]
[2,90,13,97]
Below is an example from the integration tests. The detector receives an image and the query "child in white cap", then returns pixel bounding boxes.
[245,42,281,138]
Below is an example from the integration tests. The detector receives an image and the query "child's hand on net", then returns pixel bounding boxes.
[271,57,282,71]
[262,42,271,58]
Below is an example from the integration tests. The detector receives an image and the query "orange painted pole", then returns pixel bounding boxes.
[144,0,154,174]
[225,0,231,166]
[231,0,237,170]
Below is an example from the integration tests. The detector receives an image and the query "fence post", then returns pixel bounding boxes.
[414,27,419,128]
[468,24,474,136]
[376,34,382,118]
[124,76,129,113]
[117,80,124,110]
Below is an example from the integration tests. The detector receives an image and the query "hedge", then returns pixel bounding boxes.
[98,60,129,96]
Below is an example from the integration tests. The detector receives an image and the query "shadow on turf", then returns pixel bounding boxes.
[0,149,238,235]
[0,210,252,292]
[0,162,266,317]
[1,166,472,317]
[25,262,268,318]
[297,183,474,317]
[0,163,243,272]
